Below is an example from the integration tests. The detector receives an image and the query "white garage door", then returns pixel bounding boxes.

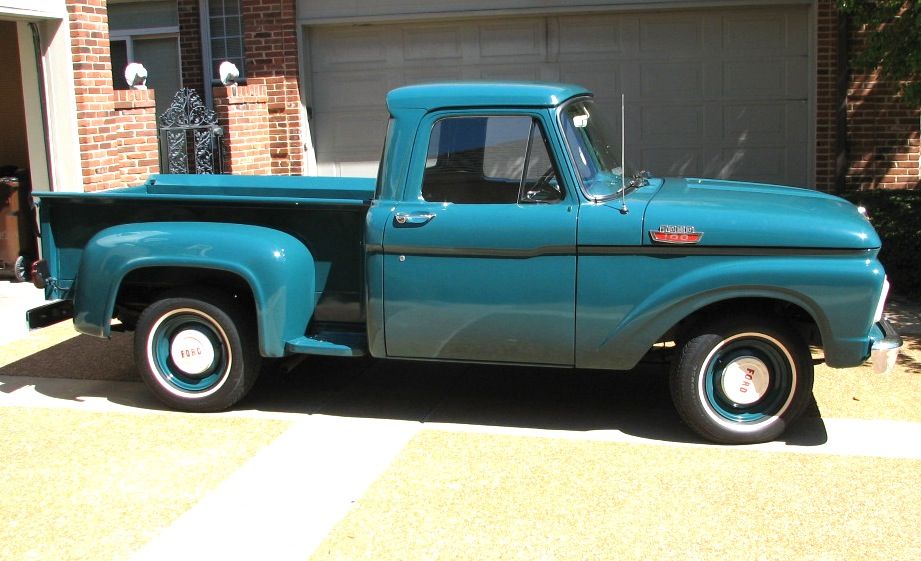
[306,5,810,186]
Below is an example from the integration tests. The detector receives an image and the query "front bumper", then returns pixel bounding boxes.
[870,318,902,374]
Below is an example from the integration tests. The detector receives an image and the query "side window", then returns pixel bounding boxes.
[422,116,562,204]
[521,121,563,203]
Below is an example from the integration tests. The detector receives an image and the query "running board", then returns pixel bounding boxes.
[285,332,366,357]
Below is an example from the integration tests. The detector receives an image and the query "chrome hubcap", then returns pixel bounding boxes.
[169,328,217,376]
[720,356,770,405]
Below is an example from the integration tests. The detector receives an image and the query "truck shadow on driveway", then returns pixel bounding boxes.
[0,332,829,446]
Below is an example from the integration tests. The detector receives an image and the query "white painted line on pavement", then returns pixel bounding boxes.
[130,415,420,561]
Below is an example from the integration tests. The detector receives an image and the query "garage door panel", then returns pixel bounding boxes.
[723,11,808,54]
[640,62,703,99]
[723,60,788,99]
[641,105,703,144]
[403,66,467,85]
[309,27,389,70]
[641,148,702,178]
[312,72,390,110]
[785,101,809,143]
[786,58,809,99]
[313,110,388,155]
[723,59,807,101]
[724,103,787,143]
[478,64,544,81]
[723,102,810,146]
[557,17,623,57]
[723,15,787,53]
[478,19,546,61]
[314,111,387,178]
[560,63,620,100]
[707,147,788,184]
[786,144,809,186]
[785,12,810,52]
[402,25,464,62]
[639,15,703,55]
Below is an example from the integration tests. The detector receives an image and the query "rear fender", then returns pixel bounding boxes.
[74,222,315,357]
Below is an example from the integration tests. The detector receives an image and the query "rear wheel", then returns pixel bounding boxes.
[670,316,813,444]
[134,291,260,412]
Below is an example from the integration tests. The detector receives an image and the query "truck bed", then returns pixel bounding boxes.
[36,174,376,324]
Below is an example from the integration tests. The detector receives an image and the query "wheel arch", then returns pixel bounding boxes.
[586,287,829,370]
[73,222,316,357]
[671,296,823,349]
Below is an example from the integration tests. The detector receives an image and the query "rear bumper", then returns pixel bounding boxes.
[26,299,74,330]
[870,318,902,374]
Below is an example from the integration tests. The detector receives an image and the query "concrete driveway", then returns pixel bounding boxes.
[2,281,921,560]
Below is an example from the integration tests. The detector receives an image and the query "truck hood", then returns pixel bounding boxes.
[643,178,880,249]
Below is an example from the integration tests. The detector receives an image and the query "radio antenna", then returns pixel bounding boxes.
[619,93,628,215]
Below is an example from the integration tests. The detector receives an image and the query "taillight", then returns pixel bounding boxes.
[30,259,49,289]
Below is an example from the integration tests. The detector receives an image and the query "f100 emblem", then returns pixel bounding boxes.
[650,225,704,245]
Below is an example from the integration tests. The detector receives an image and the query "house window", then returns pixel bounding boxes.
[209,0,245,81]
[108,1,181,119]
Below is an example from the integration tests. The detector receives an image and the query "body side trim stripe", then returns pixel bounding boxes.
[369,245,871,258]
[370,245,574,258]
[578,246,871,257]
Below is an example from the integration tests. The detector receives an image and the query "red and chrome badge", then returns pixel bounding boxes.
[649,225,704,245]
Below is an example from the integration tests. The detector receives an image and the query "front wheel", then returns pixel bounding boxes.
[670,316,814,444]
[134,291,260,412]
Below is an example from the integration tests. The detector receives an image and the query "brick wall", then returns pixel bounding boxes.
[241,0,302,176]
[68,0,120,191]
[815,0,839,192]
[844,20,921,190]
[178,0,204,96]
[214,85,271,174]
[67,0,160,191]
[815,0,921,191]
[113,90,160,186]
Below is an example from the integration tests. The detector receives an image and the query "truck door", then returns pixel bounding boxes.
[382,113,577,365]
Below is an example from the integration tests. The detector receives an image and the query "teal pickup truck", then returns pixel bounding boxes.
[27,82,900,444]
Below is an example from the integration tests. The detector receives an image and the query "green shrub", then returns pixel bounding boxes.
[842,190,921,300]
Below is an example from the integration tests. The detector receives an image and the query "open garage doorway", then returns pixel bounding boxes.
[0,20,37,280]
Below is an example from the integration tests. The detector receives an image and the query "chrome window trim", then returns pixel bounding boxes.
[555,95,615,202]
[421,113,567,205]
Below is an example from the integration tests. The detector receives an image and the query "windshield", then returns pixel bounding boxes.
[559,99,628,200]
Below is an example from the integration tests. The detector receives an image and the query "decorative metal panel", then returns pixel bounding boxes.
[158,88,224,174]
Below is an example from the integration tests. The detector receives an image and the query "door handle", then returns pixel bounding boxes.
[394,212,436,227]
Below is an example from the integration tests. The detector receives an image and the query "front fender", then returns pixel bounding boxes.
[74,222,315,357]
[576,253,883,369]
